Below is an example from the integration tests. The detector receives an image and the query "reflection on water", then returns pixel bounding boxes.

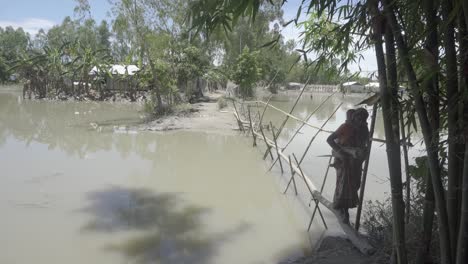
[0,88,310,264]
[81,186,248,264]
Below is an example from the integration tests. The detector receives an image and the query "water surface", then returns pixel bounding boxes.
[0,87,312,264]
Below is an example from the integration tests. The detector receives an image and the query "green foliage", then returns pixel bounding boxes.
[231,47,261,98]
[362,197,440,263]
[217,96,228,109]
[0,26,30,82]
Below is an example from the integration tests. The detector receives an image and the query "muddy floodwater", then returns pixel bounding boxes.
[0,86,420,263]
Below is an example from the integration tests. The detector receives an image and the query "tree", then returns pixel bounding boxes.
[231,47,260,98]
[189,1,468,263]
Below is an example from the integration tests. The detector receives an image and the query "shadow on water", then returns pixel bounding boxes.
[80,186,249,264]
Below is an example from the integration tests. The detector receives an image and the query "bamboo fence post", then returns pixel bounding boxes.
[245,100,387,144]
[270,122,284,173]
[246,125,374,255]
[308,155,333,231]
[287,155,298,195]
[259,124,274,160]
[292,154,328,230]
[256,107,274,160]
[355,103,378,231]
[247,106,257,147]
[232,100,244,132]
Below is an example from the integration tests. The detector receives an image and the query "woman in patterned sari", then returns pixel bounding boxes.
[327,108,369,224]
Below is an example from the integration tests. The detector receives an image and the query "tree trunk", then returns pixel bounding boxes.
[384,19,408,264]
[416,0,439,261]
[442,1,462,259]
[457,142,468,264]
[417,169,436,264]
[456,8,468,264]
[369,1,407,262]
[382,0,453,263]
[148,57,163,112]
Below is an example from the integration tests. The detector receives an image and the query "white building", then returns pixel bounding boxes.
[342,81,365,93]
[89,64,140,76]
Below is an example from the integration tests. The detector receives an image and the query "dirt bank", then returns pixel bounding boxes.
[282,236,376,264]
[136,91,238,134]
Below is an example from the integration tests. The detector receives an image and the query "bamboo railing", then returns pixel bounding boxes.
[231,91,376,255]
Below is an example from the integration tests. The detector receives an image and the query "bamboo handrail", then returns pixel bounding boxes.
[244,100,387,144]
[246,121,375,255]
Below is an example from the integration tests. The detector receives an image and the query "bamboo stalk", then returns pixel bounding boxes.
[282,92,337,151]
[259,95,273,125]
[244,123,374,254]
[232,100,244,132]
[247,100,387,144]
[259,123,274,160]
[383,0,452,262]
[274,76,311,138]
[399,107,411,223]
[282,103,342,193]
[287,155,298,195]
[292,154,328,230]
[248,106,257,147]
[308,155,333,231]
[355,103,378,231]
[270,122,284,173]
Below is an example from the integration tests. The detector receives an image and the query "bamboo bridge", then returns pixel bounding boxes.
[231,87,382,255]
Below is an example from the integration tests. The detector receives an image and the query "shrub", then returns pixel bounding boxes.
[217,96,228,109]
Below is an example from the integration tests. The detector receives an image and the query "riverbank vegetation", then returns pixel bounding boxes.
[1,0,356,116]
[189,0,468,263]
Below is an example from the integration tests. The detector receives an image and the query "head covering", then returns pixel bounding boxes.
[346,109,356,121]
[353,108,369,121]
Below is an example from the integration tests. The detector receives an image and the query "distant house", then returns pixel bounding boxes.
[286,82,303,90]
[89,65,140,90]
[341,81,365,93]
[364,82,406,94]
[364,82,380,93]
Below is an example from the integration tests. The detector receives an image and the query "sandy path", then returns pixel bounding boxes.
[138,91,238,134]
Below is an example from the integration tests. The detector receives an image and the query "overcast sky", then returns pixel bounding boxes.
[0,0,376,76]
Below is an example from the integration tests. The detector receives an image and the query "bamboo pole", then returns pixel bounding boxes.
[274,76,311,138]
[247,125,374,255]
[287,155,298,195]
[355,103,378,231]
[282,103,341,193]
[245,100,387,144]
[270,122,284,173]
[308,155,333,231]
[259,95,273,125]
[232,100,244,132]
[259,124,274,160]
[292,154,328,230]
[282,92,337,151]
[399,107,411,223]
[262,79,310,159]
[248,106,257,147]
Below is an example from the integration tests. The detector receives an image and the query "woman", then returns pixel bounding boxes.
[326,108,369,224]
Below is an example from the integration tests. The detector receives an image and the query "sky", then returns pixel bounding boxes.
[0,0,112,34]
[0,0,376,75]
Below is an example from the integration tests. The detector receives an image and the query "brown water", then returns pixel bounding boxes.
[0,86,421,264]
[0,86,312,264]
